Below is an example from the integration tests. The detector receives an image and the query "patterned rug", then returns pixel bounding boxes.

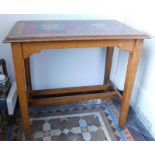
[0,98,154,141]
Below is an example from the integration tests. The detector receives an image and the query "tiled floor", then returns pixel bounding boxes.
[112,98,154,140]
[29,100,133,141]
[0,98,154,141]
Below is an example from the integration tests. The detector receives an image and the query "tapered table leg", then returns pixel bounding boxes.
[24,57,32,90]
[119,40,143,127]
[11,43,30,138]
[104,47,114,84]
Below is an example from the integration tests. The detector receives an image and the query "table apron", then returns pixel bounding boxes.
[20,39,136,59]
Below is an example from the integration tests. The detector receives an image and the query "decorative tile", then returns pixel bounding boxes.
[43,122,51,131]
[79,119,87,128]
[63,128,70,135]
[88,125,98,132]
[82,132,91,141]
[51,129,61,136]
[71,127,81,134]
[33,131,43,139]
[43,130,50,137]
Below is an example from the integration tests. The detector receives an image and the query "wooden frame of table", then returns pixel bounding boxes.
[4,20,149,138]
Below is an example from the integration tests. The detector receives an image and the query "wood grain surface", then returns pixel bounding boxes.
[4,20,149,42]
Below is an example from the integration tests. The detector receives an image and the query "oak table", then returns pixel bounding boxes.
[4,20,149,138]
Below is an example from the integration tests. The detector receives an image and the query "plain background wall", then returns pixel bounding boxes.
[1,0,155,138]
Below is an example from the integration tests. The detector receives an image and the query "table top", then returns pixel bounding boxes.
[4,20,149,43]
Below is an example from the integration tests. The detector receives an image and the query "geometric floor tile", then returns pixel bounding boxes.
[28,101,132,141]
[0,98,154,141]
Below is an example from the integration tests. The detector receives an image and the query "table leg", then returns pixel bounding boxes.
[119,40,143,127]
[104,47,114,84]
[24,57,32,90]
[11,43,30,138]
